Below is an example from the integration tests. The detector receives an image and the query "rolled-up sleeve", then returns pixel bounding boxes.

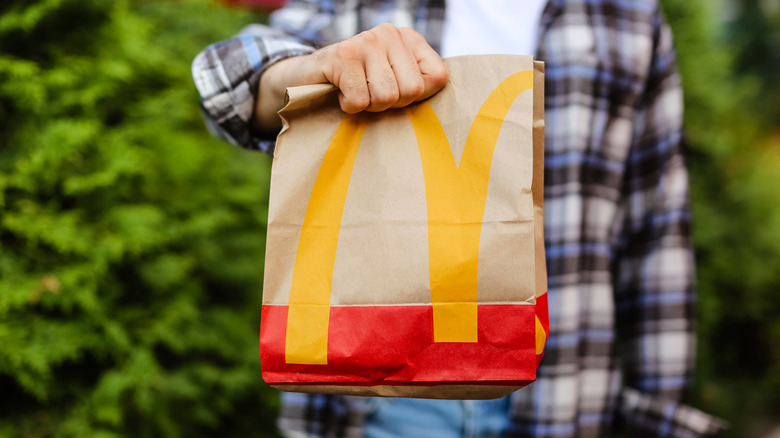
[191,22,315,153]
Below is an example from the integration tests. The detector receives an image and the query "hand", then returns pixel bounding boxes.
[254,23,449,131]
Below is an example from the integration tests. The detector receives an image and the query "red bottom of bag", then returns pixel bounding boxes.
[260,304,538,386]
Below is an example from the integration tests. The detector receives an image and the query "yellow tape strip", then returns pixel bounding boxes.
[285,115,366,365]
[535,316,547,355]
[406,70,534,342]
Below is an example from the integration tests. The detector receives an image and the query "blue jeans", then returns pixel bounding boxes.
[364,396,511,438]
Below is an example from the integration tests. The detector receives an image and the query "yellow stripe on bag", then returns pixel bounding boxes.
[285,115,367,365]
[535,316,547,355]
[406,70,534,343]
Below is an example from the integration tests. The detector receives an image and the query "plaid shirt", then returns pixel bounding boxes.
[192,0,726,436]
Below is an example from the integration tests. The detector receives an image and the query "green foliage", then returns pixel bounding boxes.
[725,0,780,122]
[662,0,780,435]
[0,0,280,436]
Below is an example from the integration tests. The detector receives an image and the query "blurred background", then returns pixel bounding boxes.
[0,0,777,437]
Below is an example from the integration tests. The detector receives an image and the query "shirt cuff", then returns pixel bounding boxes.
[192,30,315,153]
[620,388,727,437]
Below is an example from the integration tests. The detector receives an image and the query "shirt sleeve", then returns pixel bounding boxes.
[191,0,336,153]
[614,6,725,437]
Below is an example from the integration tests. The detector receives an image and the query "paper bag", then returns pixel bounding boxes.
[260,55,547,399]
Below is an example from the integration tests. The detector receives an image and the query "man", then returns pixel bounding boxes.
[192,1,724,436]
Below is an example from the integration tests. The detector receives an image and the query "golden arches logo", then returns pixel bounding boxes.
[285,70,535,365]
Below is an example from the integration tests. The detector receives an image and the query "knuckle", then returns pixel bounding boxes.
[342,94,370,114]
[374,22,400,37]
[428,64,450,86]
[372,72,400,103]
[374,87,400,106]
[342,76,367,94]
[333,40,359,60]
[342,85,370,112]
[355,29,379,46]
[400,77,425,100]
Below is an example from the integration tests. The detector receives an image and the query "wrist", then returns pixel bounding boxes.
[254,57,299,132]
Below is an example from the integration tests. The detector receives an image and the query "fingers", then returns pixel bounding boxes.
[386,29,426,109]
[335,56,371,114]
[399,27,450,102]
[363,31,401,112]
[316,23,449,114]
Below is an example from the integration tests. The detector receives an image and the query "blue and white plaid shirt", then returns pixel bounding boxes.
[192,0,725,436]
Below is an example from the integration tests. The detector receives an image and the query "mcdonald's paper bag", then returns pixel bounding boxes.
[260,55,547,399]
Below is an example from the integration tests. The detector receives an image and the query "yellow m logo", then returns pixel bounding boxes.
[285,70,534,365]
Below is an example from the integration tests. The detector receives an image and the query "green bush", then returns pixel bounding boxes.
[662,0,780,435]
[0,1,279,436]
